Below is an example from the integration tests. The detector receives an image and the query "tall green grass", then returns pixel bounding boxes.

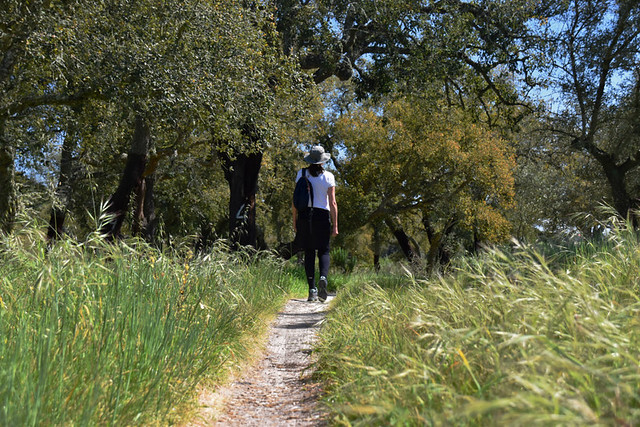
[316,226,640,425]
[0,227,301,425]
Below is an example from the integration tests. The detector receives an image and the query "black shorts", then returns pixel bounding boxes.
[295,208,331,250]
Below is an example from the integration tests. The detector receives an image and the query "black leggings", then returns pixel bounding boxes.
[297,209,331,289]
[305,247,330,289]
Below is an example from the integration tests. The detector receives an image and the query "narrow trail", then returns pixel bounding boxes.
[188,296,333,426]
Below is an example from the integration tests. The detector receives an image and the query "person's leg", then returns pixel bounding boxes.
[298,211,317,300]
[311,210,331,302]
[317,219,331,301]
[317,246,329,301]
[305,249,318,301]
[304,248,317,288]
[317,246,330,279]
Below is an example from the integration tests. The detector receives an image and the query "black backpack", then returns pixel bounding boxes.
[293,168,313,211]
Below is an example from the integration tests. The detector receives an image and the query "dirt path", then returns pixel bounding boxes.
[188,296,332,426]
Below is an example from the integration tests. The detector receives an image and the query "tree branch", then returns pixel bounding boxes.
[463,55,531,109]
[2,89,101,118]
[589,4,638,137]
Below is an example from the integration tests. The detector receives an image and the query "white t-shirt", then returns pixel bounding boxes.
[295,169,336,211]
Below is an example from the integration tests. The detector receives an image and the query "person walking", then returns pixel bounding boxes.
[293,145,338,302]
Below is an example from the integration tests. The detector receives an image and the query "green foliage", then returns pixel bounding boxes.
[331,247,357,273]
[333,91,516,263]
[2,0,637,257]
[276,0,542,92]
[510,115,610,241]
[1,0,312,239]
[0,226,297,425]
[316,223,640,425]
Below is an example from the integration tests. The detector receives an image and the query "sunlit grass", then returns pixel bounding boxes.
[316,222,640,425]
[0,225,302,425]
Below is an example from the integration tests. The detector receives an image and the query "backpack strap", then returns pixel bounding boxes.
[303,168,314,209]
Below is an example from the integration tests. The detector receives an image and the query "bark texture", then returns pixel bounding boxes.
[142,174,158,241]
[372,222,383,271]
[47,123,77,240]
[423,215,456,269]
[220,149,263,248]
[100,116,150,239]
[384,216,420,263]
[0,123,16,234]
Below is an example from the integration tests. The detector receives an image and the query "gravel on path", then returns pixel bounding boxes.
[187,296,332,426]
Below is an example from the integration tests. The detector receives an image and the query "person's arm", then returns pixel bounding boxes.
[328,186,338,236]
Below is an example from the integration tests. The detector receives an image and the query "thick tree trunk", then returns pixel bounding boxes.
[99,115,150,239]
[372,222,383,271]
[601,162,634,222]
[384,216,420,263]
[583,140,640,225]
[0,122,16,234]
[141,174,158,242]
[47,123,77,240]
[132,138,161,243]
[131,173,158,243]
[220,149,263,248]
[132,177,146,237]
[423,215,456,270]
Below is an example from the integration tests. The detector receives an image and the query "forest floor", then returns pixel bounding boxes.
[186,295,333,426]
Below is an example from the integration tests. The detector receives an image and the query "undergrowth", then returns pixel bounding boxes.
[0,226,302,425]
[316,222,640,425]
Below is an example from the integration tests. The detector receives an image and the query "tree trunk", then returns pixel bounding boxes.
[220,149,263,248]
[582,140,640,224]
[131,172,158,243]
[132,137,160,243]
[141,174,158,242]
[99,115,150,239]
[132,177,146,237]
[0,121,16,234]
[384,216,420,263]
[601,161,634,222]
[372,221,383,271]
[423,214,457,270]
[47,121,77,240]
